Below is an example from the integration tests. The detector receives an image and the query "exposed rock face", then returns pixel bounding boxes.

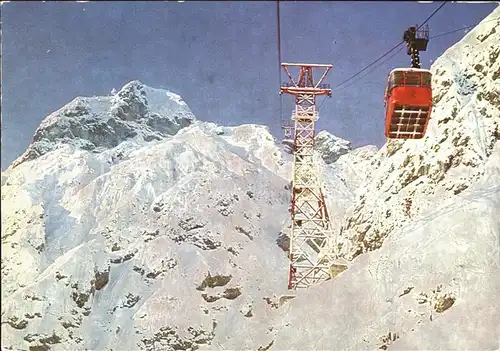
[2,6,499,351]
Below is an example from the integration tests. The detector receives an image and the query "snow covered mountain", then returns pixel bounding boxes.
[2,5,499,351]
[1,84,285,349]
[1,79,372,350]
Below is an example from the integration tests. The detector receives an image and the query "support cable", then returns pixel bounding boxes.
[334,15,500,92]
[277,0,287,136]
[335,1,447,90]
[317,1,448,110]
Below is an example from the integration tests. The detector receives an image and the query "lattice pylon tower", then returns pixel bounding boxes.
[280,63,337,290]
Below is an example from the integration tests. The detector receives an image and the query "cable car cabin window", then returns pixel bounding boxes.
[421,72,432,87]
[404,72,421,87]
[387,70,432,93]
[388,71,404,91]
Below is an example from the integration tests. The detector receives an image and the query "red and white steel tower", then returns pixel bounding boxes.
[280,62,337,290]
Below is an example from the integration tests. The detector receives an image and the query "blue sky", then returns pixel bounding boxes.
[1,1,497,168]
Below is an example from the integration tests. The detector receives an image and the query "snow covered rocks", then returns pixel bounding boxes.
[315,130,352,164]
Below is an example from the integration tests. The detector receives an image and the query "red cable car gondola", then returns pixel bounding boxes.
[384,25,433,140]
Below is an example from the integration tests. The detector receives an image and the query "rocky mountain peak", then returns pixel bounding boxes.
[11,80,195,169]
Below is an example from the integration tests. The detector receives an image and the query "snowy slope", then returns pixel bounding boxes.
[1,119,289,349]
[316,132,379,235]
[253,174,500,351]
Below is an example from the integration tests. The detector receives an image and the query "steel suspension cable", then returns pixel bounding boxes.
[277,0,285,130]
[335,1,447,90]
